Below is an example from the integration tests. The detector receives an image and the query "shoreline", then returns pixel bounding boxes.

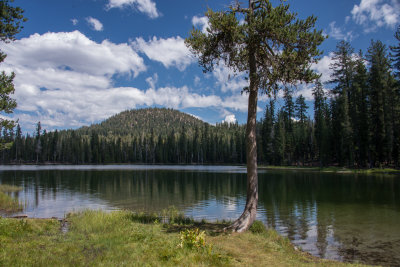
[1,163,399,175]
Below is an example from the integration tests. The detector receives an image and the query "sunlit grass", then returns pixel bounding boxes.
[0,210,368,266]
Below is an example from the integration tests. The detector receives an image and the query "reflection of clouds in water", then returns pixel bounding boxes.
[184,196,267,222]
[13,187,114,218]
[184,197,242,221]
[224,196,237,211]
[289,224,341,262]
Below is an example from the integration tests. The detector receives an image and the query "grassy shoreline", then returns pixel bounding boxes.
[0,209,367,266]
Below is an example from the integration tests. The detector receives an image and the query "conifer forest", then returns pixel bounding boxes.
[1,34,400,168]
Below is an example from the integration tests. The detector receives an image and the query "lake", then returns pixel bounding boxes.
[0,165,399,266]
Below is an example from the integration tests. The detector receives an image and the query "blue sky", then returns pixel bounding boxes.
[1,0,399,133]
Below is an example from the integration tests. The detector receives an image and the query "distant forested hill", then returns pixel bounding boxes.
[2,108,246,164]
[77,108,207,138]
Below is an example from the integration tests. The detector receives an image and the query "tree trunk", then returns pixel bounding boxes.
[225,0,258,233]
[225,87,258,232]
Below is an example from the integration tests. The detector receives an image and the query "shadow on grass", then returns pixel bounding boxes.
[164,219,268,238]
[123,206,232,236]
[163,221,230,236]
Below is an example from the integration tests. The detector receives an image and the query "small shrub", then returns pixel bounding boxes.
[249,220,267,234]
[178,228,206,250]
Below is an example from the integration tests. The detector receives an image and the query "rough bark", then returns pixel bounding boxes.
[225,87,258,232]
[225,0,258,232]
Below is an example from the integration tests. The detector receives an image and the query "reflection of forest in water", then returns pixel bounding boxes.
[1,169,399,266]
[260,171,400,265]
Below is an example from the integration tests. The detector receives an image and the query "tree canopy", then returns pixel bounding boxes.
[186,0,325,94]
[0,0,26,150]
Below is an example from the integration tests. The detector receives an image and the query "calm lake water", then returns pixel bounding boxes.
[0,165,399,266]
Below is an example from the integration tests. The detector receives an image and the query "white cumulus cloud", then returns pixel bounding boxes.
[221,94,253,113]
[86,17,103,31]
[351,0,400,31]
[311,53,334,83]
[0,31,149,131]
[213,61,249,93]
[293,84,317,101]
[107,0,160,19]
[222,114,237,124]
[192,16,209,34]
[132,36,194,71]
[1,31,146,77]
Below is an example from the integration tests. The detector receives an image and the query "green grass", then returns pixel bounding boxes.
[0,210,368,266]
[0,184,23,213]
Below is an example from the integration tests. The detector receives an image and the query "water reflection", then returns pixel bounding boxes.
[259,170,400,265]
[0,167,399,266]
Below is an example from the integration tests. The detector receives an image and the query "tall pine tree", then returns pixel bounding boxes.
[313,79,330,166]
[351,51,370,167]
[367,40,392,166]
[329,41,355,166]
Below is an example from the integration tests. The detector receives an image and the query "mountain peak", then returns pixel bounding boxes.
[78,108,207,137]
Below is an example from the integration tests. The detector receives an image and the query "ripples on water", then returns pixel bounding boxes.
[0,165,399,266]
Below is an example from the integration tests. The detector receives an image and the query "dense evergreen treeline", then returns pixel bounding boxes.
[1,31,400,167]
[259,36,400,168]
[1,109,247,164]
